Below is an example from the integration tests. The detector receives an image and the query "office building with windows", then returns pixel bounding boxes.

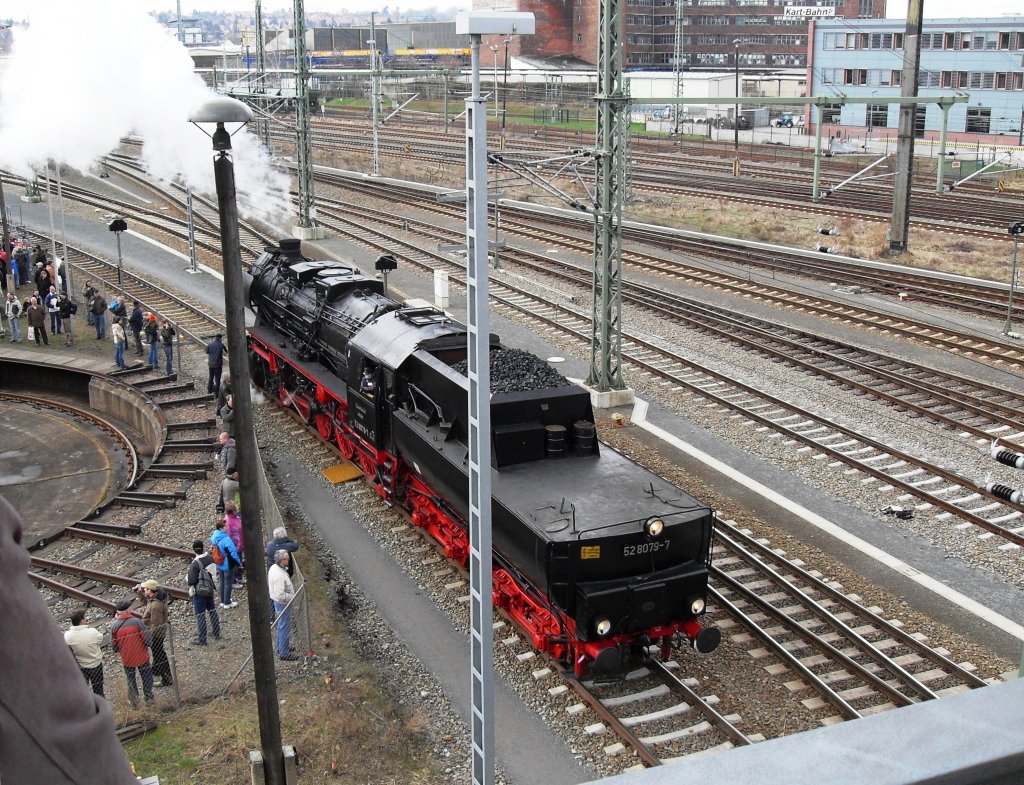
[808,16,1024,142]
[483,0,883,70]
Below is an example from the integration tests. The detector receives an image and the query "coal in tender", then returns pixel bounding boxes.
[452,348,570,393]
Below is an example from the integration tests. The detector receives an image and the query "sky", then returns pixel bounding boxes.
[0,1,292,222]
[1,0,1019,20]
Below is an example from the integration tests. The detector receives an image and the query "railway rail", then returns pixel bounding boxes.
[289,118,1023,241]
[18,227,226,347]
[23,363,219,611]
[300,190,1024,549]
[325,173,1024,324]
[271,385,997,769]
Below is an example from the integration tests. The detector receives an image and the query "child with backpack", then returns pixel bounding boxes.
[210,519,241,610]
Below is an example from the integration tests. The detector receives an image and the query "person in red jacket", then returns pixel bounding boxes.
[110,598,154,706]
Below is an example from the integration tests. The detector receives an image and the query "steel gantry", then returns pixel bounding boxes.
[672,0,686,136]
[292,0,318,235]
[588,0,630,396]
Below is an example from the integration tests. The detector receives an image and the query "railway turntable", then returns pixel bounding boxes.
[0,345,162,546]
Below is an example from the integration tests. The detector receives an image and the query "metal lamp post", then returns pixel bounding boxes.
[501,38,511,130]
[1005,221,1024,336]
[108,218,127,289]
[453,16,534,785]
[188,95,286,785]
[490,44,500,119]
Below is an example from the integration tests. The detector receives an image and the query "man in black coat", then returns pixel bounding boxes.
[206,333,226,395]
[128,301,144,356]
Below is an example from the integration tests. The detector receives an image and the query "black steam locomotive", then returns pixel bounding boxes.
[245,239,719,675]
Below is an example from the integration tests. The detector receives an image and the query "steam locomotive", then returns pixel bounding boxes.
[245,239,720,675]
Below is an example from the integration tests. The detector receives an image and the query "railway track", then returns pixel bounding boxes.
[26,368,218,609]
[270,384,997,770]
[295,118,1022,241]
[301,192,1024,549]
[324,173,1024,324]
[18,227,226,347]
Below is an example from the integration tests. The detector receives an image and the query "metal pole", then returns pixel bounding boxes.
[1005,235,1020,336]
[55,164,71,297]
[213,133,286,785]
[889,0,923,252]
[465,34,495,785]
[0,174,11,293]
[492,45,499,120]
[186,186,199,274]
[45,163,58,268]
[936,102,951,195]
[501,39,510,130]
[733,40,740,176]
[370,13,380,177]
[812,105,824,201]
[115,231,123,289]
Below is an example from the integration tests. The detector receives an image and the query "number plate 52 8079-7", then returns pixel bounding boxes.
[622,540,670,557]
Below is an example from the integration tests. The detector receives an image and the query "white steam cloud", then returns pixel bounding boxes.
[0,0,293,223]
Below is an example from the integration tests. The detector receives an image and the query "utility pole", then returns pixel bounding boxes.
[888,0,923,252]
[292,0,320,237]
[588,0,629,398]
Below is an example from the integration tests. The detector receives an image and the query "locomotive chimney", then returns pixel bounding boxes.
[279,238,303,259]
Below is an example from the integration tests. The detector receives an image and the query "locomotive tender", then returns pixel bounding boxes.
[245,239,720,675]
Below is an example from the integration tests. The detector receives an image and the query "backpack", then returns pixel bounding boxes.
[210,541,225,566]
[193,557,216,597]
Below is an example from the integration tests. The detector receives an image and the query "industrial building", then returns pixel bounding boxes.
[479,0,883,70]
[808,16,1024,143]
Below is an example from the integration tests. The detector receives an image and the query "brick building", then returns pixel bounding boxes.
[478,0,884,71]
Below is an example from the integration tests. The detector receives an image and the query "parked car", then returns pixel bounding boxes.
[774,112,804,128]
[714,115,752,130]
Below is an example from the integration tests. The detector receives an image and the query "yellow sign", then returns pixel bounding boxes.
[580,545,601,560]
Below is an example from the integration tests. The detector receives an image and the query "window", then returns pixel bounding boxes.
[999,31,1011,49]
[867,103,887,129]
[820,103,841,123]
[944,32,956,49]
[966,107,991,133]
[996,72,1008,90]
[772,53,804,66]
[843,68,867,86]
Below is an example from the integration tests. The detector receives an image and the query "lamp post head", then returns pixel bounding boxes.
[188,96,254,152]
[456,11,535,36]
[1009,221,1024,236]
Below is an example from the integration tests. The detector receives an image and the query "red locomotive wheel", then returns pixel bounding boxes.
[314,412,333,441]
[336,432,356,460]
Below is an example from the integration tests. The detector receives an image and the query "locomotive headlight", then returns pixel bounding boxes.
[689,596,706,615]
[644,517,665,538]
[594,616,613,637]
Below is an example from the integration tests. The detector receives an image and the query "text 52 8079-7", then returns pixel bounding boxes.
[622,540,671,557]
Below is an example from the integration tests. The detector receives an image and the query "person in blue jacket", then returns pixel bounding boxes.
[210,518,241,610]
